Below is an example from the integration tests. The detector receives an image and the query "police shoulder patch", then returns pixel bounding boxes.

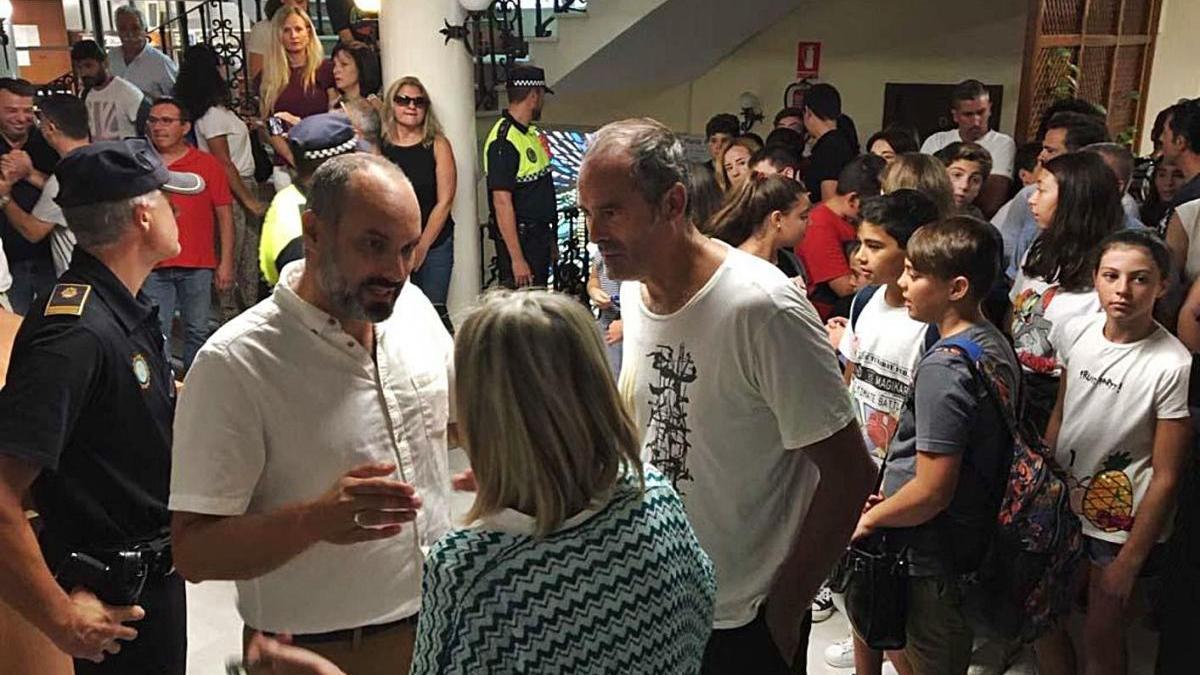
[44,284,92,317]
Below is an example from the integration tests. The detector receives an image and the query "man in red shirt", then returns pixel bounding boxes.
[796,154,885,319]
[141,97,233,370]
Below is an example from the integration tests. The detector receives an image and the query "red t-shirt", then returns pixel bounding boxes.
[796,203,855,319]
[272,60,335,119]
[159,147,233,269]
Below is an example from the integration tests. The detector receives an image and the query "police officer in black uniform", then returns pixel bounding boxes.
[484,65,557,288]
[0,139,203,674]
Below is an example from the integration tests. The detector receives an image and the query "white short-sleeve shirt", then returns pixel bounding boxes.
[195,105,256,179]
[838,288,931,460]
[1010,257,1102,377]
[920,128,1017,178]
[84,76,146,141]
[30,175,74,276]
[1054,313,1191,544]
[107,45,178,99]
[1172,198,1200,283]
[170,262,455,634]
[618,243,856,628]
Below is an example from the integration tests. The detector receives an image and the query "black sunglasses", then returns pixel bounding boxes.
[393,95,429,109]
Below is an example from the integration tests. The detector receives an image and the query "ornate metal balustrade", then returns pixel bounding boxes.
[463,0,586,112]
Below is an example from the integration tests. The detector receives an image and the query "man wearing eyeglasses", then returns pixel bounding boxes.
[140,97,233,372]
[483,65,556,288]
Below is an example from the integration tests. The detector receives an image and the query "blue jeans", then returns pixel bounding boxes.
[142,267,214,371]
[411,235,453,328]
[8,257,57,316]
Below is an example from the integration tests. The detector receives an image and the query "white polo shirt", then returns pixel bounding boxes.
[108,44,178,99]
[920,128,1017,178]
[169,261,455,634]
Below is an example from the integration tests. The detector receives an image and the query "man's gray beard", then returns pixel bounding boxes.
[316,250,396,323]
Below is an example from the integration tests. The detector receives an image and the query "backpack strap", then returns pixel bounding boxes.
[922,323,941,353]
[937,336,1024,447]
[849,284,881,331]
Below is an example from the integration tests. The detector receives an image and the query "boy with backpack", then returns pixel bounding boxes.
[840,189,943,461]
[850,216,1021,675]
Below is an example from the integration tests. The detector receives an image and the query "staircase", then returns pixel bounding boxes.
[475,0,797,112]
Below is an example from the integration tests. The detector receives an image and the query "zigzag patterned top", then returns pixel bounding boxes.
[410,466,715,674]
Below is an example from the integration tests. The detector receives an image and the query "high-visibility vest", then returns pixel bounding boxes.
[483,115,551,186]
[258,184,307,286]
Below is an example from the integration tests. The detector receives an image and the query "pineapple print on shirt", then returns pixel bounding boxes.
[1069,451,1135,533]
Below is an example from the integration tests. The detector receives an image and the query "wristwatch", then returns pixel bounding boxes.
[0,194,11,209]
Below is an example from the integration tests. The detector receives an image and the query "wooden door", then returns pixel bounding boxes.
[1014,0,1162,144]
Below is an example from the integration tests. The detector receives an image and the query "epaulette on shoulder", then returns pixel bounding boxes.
[44,284,92,318]
[496,118,513,140]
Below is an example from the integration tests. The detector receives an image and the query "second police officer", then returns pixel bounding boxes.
[0,139,203,674]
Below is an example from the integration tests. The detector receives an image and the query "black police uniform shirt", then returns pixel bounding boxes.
[0,128,60,266]
[486,111,557,225]
[0,249,175,559]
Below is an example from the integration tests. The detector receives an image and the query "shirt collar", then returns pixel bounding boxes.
[71,249,156,333]
[502,110,530,135]
[272,260,349,336]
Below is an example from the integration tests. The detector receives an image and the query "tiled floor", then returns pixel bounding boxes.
[182,448,1157,674]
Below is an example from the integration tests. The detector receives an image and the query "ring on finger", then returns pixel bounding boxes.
[353,511,369,529]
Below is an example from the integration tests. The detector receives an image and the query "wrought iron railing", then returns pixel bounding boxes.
[480,206,591,307]
[467,0,586,111]
[152,0,260,115]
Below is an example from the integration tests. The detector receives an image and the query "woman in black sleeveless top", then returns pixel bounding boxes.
[381,76,457,325]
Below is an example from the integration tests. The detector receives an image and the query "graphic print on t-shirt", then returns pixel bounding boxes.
[1067,451,1135,533]
[850,347,911,458]
[1012,285,1059,373]
[87,99,128,141]
[645,343,697,494]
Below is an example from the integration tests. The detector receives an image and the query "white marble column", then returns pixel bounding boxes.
[378,0,481,320]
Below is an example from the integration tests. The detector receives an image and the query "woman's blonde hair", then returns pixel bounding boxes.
[382,76,443,148]
[456,290,644,537]
[259,7,325,118]
[881,152,955,219]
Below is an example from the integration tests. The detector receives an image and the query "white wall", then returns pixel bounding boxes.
[542,0,1028,143]
[1140,0,1200,153]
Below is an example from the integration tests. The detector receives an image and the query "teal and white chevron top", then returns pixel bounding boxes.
[410,465,715,674]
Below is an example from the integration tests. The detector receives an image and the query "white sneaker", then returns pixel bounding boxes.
[882,660,899,675]
[811,585,835,622]
[967,637,1021,675]
[823,636,855,669]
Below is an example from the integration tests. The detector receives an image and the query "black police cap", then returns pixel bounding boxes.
[55,139,205,209]
[508,65,554,94]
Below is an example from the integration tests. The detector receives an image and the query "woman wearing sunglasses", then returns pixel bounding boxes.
[381,76,457,328]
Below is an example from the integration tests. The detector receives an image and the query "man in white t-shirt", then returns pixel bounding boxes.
[70,39,150,142]
[169,155,453,675]
[920,79,1016,218]
[0,94,90,276]
[579,118,876,673]
[108,4,178,99]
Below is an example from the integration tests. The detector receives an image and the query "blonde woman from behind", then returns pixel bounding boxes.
[246,290,716,675]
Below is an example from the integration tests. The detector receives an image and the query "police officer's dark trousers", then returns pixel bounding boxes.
[73,572,187,675]
[496,221,555,288]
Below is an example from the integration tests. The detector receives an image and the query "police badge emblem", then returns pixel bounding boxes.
[132,353,152,390]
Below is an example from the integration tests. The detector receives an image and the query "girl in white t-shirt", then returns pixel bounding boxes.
[1039,230,1191,675]
[1011,151,1124,432]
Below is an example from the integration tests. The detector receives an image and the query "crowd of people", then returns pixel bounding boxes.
[0,1,1197,674]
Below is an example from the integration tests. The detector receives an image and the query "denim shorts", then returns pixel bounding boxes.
[1084,536,1166,576]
